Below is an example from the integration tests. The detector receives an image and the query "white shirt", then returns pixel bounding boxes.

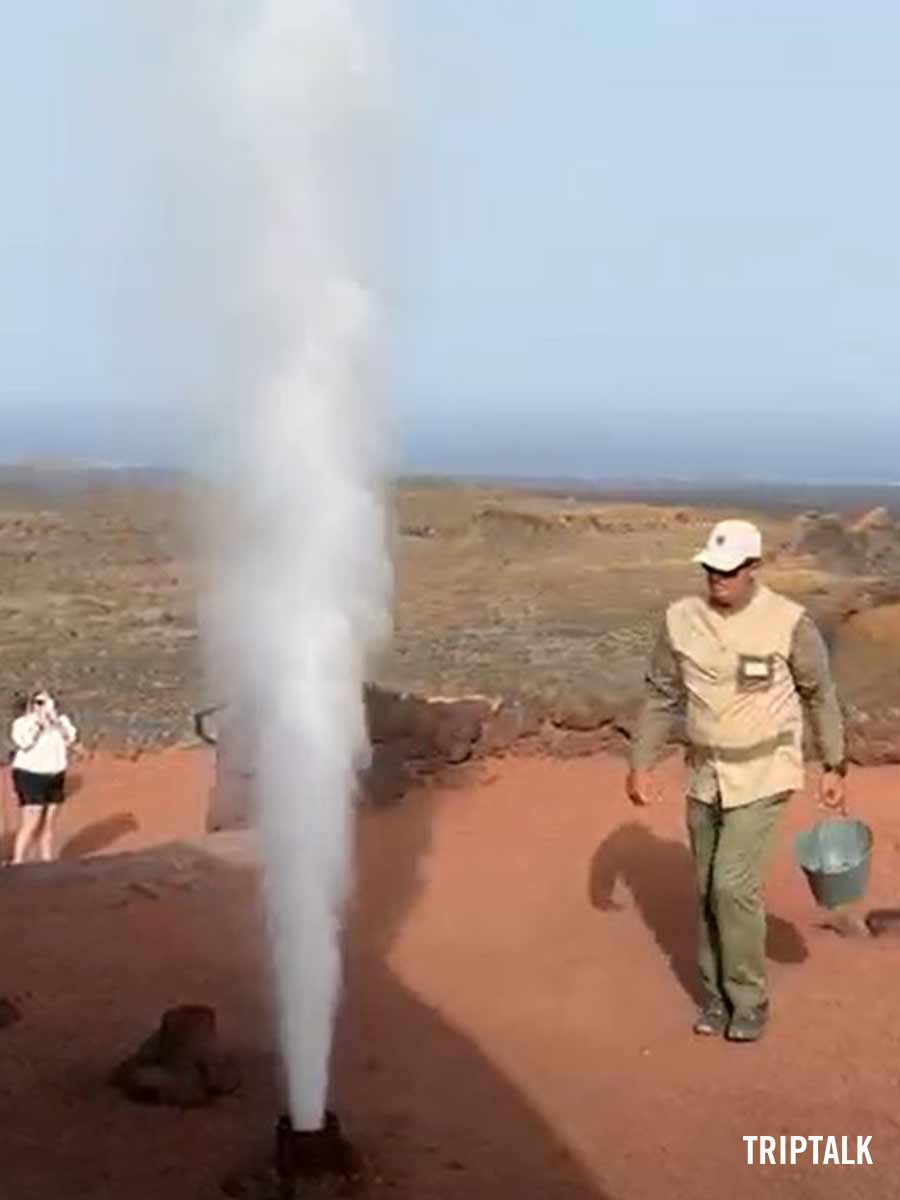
[11,713,77,775]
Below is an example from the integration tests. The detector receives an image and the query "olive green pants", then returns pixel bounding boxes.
[686,791,789,1013]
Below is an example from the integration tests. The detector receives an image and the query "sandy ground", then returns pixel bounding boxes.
[1,750,900,1199]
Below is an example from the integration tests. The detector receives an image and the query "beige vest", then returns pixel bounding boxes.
[666,585,804,808]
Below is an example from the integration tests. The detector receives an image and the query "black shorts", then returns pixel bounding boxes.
[12,769,65,808]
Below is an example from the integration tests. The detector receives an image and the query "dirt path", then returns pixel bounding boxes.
[0,750,898,1198]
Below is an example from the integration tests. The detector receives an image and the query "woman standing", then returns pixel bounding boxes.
[10,691,77,864]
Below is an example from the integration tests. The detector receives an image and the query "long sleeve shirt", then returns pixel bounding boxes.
[630,611,845,773]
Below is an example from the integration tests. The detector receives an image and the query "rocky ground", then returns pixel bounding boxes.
[0,468,198,749]
[4,467,900,768]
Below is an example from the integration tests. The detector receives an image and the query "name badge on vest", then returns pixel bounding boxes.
[737,654,775,692]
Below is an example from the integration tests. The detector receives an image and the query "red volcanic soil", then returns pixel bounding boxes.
[1,750,899,1198]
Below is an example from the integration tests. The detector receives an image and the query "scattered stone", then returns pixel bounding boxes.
[540,726,613,759]
[0,997,22,1029]
[550,693,614,732]
[111,1005,240,1108]
[821,912,871,938]
[128,881,161,901]
[865,909,900,938]
[173,875,204,893]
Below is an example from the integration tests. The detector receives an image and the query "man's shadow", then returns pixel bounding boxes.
[331,790,616,1199]
[589,821,807,1004]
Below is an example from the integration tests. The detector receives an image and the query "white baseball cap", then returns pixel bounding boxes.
[692,519,762,572]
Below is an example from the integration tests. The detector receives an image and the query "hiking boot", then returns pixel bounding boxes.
[726,1003,769,1043]
[693,997,729,1036]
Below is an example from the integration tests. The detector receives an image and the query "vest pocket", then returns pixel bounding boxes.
[736,654,775,693]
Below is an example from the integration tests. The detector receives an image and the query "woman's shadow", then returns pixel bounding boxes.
[589,821,807,1004]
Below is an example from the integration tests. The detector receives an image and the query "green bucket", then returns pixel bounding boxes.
[794,819,873,910]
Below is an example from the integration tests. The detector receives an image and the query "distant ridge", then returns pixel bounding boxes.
[398,473,900,518]
[0,459,188,492]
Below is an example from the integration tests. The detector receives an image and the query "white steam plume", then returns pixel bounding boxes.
[8,0,392,1130]
[202,0,393,1129]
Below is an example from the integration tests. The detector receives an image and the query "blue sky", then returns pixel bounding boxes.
[3,3,900,479]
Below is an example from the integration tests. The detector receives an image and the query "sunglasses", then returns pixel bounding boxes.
[703,563,747,582]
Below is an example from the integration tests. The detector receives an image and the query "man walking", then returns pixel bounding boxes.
[626,519,847,1042]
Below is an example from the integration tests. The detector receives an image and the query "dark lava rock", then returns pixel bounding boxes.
[111,1005,240,1108]
[477,698,543,754]
[550,693,615,732]
[0,997,22,1029]
[359,744,412,807]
